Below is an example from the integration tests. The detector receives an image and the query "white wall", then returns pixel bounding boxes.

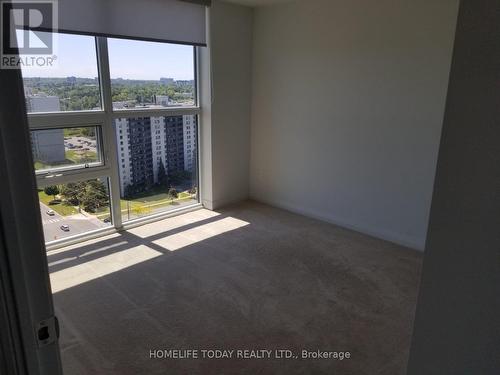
[207,0,253,208]
[249,0,459,250]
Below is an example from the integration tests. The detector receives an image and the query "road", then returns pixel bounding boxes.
[39,203,108,242]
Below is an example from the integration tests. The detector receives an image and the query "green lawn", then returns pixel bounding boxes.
[34,161,48,170]
[121,185,195,202]
[124,186,172,203]
[34,148,97,171]
[38,190,78,216]
[34,159,73,171]
[120,195,195,211]
[63,128,93,137]
[66,150,98,164]
[39,185,197,220]
[120,199,143,210]
[109,189,196,219]
[64,128,82,137]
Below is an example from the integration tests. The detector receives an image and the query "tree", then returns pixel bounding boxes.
[188,186,197,196]
[44,185,59,201]
[168,187,178,204]
[81,127,96,137]
[157,159,168,187]
[60,182,84,206]
[78,180,109,213]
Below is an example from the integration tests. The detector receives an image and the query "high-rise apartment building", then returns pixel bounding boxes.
[164,116,185,174]
[129,117,154,188]
[114,103,197,195]
[183,115,197,173]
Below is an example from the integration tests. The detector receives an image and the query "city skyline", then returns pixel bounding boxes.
[23,76,194,82]
[20,31,195,81]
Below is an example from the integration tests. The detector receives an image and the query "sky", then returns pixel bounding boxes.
[21,32,195,80]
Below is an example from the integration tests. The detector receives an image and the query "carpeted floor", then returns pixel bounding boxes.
[48,201,422,375]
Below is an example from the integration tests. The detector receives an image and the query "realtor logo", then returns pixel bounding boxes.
[1,0,58,69]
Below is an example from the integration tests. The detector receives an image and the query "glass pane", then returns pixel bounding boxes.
[31,126,103,172]
[108,38,195,107]
[38,178,112,242]
[114,115,198,221]
[21,32,101,112]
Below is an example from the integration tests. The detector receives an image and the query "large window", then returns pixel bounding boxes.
[31,126,103,172]
[38,178,112,242]
[24,32,200,245]
[115,115,198,222]
[108,38,195,107]
[21,33,101,112]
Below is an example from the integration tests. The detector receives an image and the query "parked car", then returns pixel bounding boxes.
[60,224,70,232]
[46,210,55,216]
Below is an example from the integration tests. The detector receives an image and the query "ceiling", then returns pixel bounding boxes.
[222,0,294,7]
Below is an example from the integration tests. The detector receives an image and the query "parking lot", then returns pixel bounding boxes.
[64,136,97,153]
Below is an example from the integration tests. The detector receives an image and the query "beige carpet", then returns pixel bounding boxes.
[48,201,422,375]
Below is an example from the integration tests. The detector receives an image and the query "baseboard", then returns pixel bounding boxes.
[250,195,425,251]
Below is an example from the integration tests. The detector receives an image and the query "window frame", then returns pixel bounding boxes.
[32,124,105,176]
[26,34,202,248]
